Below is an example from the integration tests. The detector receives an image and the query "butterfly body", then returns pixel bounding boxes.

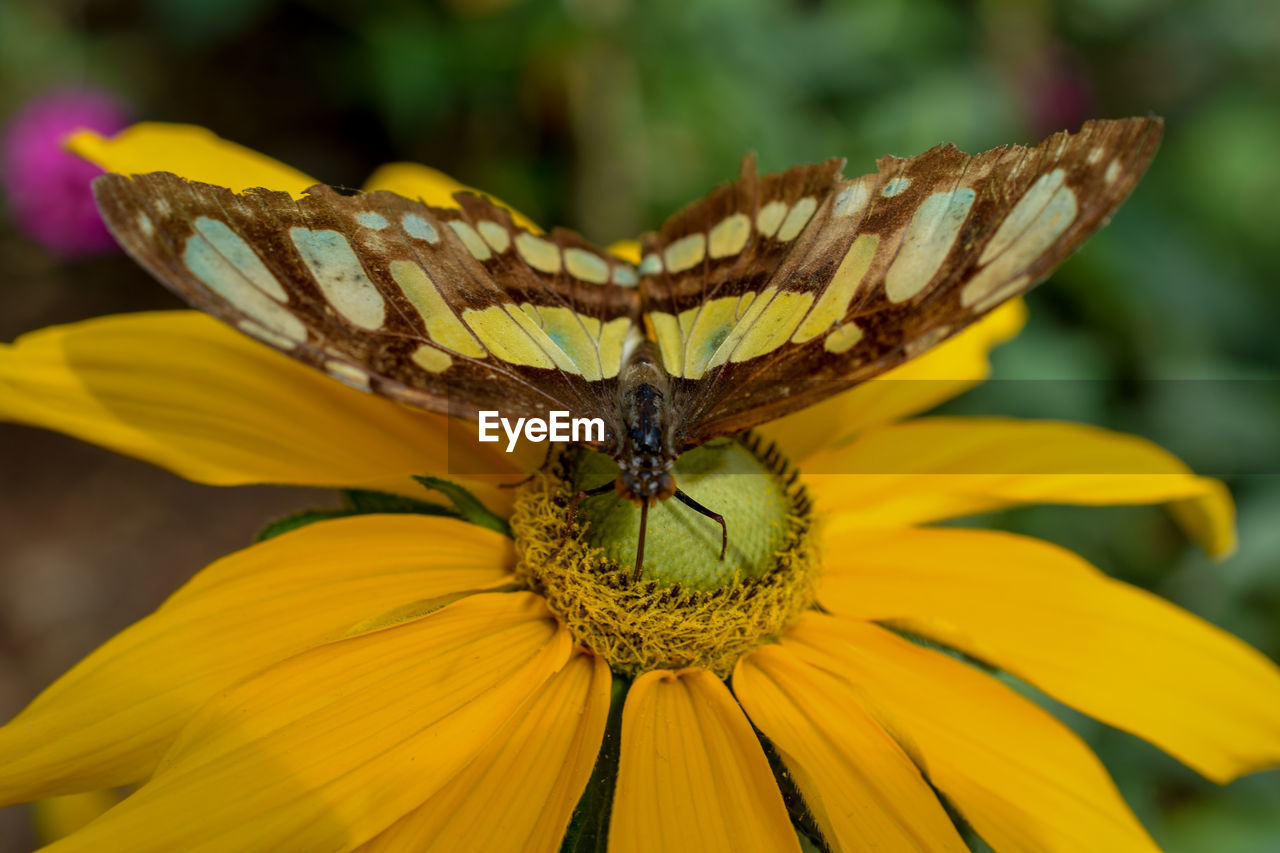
[578,342,725,582]
[612,343,678,506]
[92,117,1164,580]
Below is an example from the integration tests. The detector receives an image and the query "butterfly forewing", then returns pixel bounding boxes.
[94,117,1162,459]
[635,117,1163,443]
[93,173,641,436]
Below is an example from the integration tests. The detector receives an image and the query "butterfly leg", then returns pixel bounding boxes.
[570,480,616,527]
[499,442,558,489]
[673,489,728,561]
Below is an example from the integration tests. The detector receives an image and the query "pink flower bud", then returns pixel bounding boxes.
[3,89,131,257]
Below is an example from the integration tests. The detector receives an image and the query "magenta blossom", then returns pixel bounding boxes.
[3,89,131,257]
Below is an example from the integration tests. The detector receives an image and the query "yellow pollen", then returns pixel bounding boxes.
[509,437,819,677]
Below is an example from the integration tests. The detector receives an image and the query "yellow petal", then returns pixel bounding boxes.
[0,312,521,508]
[606,239,642,264]
[31,790,122,844]
[734,649,966,852]
[363,162,542,233]
[804,417,1235,556]
[784,614,1159,853]
[71,122,542,233]
[42,592,572,853]
[0,515,515,804]
[610,669,799,853]
[819,526,1280,783]
[359,651,610,853]
[761,299,1026,461]
[68,124,318,197]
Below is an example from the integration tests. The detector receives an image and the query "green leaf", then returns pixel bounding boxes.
[254,508,356,542]
[254,489,461,543]
[411,475,511,538]
[341,488,459,516]
[560,675,629,853]
[751,719,831,853]
[886,626,1000,675]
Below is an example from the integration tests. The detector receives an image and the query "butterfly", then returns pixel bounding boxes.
[93,117,1162,580]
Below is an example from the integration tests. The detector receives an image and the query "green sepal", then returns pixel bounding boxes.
[412,475,511,538]
[887,626,1000,675]
[750,716,831,852]
[254,509,359,542]
[254,487,460,543]
[559,674,629,853]
[923,777,983,850]
[342,488,457,516]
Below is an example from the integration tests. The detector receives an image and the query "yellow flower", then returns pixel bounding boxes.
[1,124,1278,852]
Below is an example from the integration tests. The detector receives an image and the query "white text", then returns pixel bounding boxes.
[478,410,605,452]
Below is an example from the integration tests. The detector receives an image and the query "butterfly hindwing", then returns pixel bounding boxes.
[93,172,641,434]
[637,117,1163,443]
[638,153,847,314]
[94,117,1162,459]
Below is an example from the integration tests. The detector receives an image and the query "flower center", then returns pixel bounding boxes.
[509,435,819,677]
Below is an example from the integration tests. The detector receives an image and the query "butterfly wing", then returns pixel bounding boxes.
[93,173,642,442]
[638,117,1163,444]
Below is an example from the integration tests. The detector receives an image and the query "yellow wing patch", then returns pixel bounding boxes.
[649,286,841,379]
[775,197,817,242]
[390,261,487,358]
[476,219,511,253]
[963,173,1078,308]
[563,248,611,284]
[411,344,453,373]
[598,317,633,378]
[823,322,864,353]
[755,201,787,237]
[684,295,748,377]
[663,233,707,273]
[649,293,761,380]
[458,301,632,379]
[521,304,604,379]
[885,189,975,303]
[791,233,879,343]
[463,305,554,368]
[708,213,752,259]
[515,232,562,273]
[389,253,633,380]
[448,220,492,260]
[523,305,633,379]
[729,290,815,362]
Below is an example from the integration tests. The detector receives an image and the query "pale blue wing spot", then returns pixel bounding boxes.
[881,176,912,197]
[701,327,731,361]
[612,265,639,287]
[545,328,571,351]
[402,213,440,243]
[289,227,388,329]
[184,233,306,341]
[193,216,287,299]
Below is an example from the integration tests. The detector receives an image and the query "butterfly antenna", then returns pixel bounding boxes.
[632,501,649,583]
[673,489,728,561]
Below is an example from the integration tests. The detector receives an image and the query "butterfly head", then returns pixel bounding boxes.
[614,465,676,507]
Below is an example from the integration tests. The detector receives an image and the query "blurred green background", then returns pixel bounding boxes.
[1,0,1278,850]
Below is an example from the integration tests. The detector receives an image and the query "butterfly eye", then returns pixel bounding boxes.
[656,472,676,501]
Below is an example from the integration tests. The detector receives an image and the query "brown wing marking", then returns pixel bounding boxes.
[92,172,640,434]
[637,154,847,380]
[646,117,1163,443]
